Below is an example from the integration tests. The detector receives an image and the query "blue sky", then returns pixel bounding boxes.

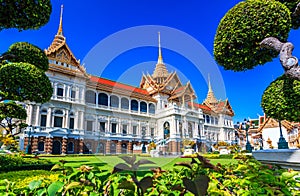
[0,0,298,123]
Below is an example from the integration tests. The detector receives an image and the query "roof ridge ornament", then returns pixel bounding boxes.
[157,32,164,64]
[57,5,64,36]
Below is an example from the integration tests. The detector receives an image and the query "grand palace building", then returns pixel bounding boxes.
[20,7,235,155]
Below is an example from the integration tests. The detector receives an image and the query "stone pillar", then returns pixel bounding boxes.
[61,137,68,154]
[79,138,84,154]
[46,137,53,154]
[106,140,111,154]
[117,140,122,154]
[31,136,38,152]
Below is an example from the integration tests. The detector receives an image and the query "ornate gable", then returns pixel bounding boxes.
[45,5,87,78]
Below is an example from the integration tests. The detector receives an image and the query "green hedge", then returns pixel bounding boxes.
[0,154,54,172]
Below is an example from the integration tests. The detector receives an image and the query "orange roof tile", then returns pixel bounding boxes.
[89,76,150,96]
[188,102,212,111]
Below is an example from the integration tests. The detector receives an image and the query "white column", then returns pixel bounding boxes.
[96,92,98,106]
[67,86,71,101]
[147,103,149,115]
[107,116,110,133]
[46,107,52,127]
[80,111,84,130]
[107,94,110,108]
[26,104,33,125]
[95,115,98,133]
[64,110,70,129]
[35,104,40,127]
[74,111,79,130]
[54,83,57,99]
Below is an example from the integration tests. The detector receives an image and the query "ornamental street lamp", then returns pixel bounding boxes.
[25,125,33,154]
[238,119,252,152]
[277,121,289,149]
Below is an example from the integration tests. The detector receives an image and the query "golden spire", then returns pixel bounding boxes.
[57,5,64,36]
[152,32,169,80]
[208,74,213,92]
[157,32,164,64]
[204,74,218,106]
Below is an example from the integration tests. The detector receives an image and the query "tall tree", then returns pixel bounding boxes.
[214,0,300,122]
[0,0,53,136]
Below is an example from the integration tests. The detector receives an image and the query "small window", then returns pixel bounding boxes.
[54,116,63,127]
[86,121,93,131]
[69,118,74,129]
[71,90,76,100]
[132,125,137,135]
[40,115,47,127]
[100,122,105,132]
[111,123,117,134]
[57,87,64,97]
[122,124,127,135]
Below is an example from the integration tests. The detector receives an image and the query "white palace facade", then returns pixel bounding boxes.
[21,9,235,155]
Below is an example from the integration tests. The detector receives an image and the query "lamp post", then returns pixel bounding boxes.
[25,125,32,154]
[238,119,252,152]
[277,121,289,149]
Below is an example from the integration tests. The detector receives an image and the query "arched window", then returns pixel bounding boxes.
[54,110,64,128]
[67,142,74,152]
[121,143,127,154]
[149,103,155,114]
[211,117,215,125]
[121,98,129,110]
[98,93,108,106]
[38,141,44,151]
[40,109,47,127]
[85,90,96,104]
[110,95,119,108]
[140,101,147,113]
[131,100,138,111]
[206,115,210,124]
[215,117,218,125]
[110,143,116,154]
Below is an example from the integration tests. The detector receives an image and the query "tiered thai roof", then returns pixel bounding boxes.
[45,5,87,78]
[202,77,234,116]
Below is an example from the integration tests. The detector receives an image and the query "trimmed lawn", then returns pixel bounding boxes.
[41,155,238,171]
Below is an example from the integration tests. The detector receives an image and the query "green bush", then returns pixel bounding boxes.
[0,154,54,172]
[0,154,299,195]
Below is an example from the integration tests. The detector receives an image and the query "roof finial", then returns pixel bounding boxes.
[157,32,164,64]
[208,74,213,92]
[57,5,64,35]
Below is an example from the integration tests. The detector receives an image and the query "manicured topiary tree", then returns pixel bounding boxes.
[0,1,52,137]
[0,0,52,31]
[214,0,300,121]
